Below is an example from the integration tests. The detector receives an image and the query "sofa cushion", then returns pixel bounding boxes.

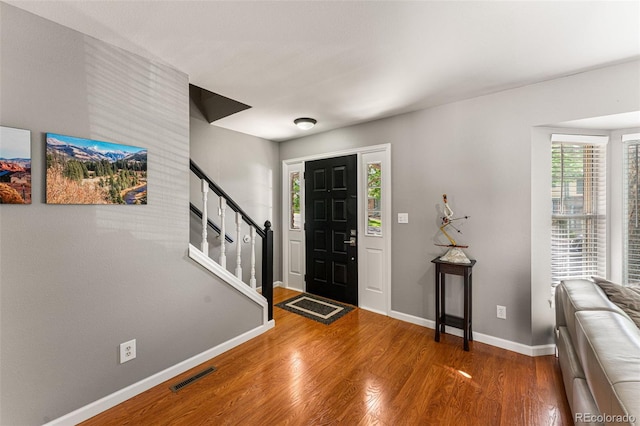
[593,277,640,328]
[558,280,630,343]
[575,311,640,424]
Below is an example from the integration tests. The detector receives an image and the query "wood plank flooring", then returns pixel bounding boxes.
[81,288,572,425]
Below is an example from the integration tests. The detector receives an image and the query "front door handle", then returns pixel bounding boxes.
[343,237,357,247]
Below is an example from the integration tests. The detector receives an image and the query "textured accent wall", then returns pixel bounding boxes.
[0,4,262,424]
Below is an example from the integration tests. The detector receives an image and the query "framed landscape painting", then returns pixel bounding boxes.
[0,126,32,204]
[46,133,147,205]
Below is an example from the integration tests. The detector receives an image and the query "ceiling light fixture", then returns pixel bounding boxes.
[294,117,317,130]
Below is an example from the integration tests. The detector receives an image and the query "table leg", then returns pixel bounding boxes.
[440,273,446,333]
[434,266,440,342]
[469,271,473,342]
[463,271,469,351]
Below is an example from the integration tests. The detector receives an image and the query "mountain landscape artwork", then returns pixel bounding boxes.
[46,133,147,205]
[0,126,32,204]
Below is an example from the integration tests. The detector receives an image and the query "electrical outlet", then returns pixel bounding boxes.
[497,305,507,320]
[120,339,136,364]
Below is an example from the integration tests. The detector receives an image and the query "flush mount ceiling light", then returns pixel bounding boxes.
[294,117,317,130]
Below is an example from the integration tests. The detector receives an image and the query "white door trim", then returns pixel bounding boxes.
[282,143,391,315]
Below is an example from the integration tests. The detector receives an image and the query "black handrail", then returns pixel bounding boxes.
[190,159,273,321]
[190,160,265,238]
[189,202,234,243]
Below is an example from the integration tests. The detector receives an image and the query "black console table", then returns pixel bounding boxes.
[431,257,476,351]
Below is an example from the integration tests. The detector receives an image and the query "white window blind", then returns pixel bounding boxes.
[624,136,640,285]
[551,135,607,286]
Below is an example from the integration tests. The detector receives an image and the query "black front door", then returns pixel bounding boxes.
[305,154,358,305]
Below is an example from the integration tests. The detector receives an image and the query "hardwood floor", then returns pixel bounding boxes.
[81,288,572,425]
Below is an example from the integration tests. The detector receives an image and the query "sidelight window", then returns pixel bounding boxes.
[290,171,301,230]
[366,162,382,236]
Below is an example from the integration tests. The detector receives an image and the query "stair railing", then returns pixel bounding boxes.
[190,160,273,320]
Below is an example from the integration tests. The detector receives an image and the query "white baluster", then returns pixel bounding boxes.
[235,212,242,279]
[219,198,227,269]
[250,227,256,289]
[200,179,209,256]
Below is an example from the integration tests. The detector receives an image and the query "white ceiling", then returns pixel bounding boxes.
[7,1,640,141]
[553,111,640,131]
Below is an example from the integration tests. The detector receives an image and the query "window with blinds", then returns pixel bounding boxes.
[551,135,607,287]
[623,134,640,285]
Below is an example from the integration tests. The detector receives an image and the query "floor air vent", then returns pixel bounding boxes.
[170,366,216,392]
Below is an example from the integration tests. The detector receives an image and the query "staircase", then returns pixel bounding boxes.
[188,159,274,322]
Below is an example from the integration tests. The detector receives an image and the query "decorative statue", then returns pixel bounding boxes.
[437,194,470,263]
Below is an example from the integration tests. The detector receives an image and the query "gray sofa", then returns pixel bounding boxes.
[555,279,640,426]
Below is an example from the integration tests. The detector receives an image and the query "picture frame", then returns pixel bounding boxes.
[0,126,32,204]
[46,133,147,205]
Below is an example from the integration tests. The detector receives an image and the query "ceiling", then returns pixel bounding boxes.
[553,111,640,131]
[7,1,640,141]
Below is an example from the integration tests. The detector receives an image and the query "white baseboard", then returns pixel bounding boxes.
[530,344,556,356]
[283,283,304,292]
[360,305,388,316]
[389,310,555,357]
[256,280,283,292]
[45,320,275,426]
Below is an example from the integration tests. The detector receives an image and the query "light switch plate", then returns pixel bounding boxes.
[398,213,409,223]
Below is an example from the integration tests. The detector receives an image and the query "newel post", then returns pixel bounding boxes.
[261,220,274,321]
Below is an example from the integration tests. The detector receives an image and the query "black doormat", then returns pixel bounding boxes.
[275,293,355,325]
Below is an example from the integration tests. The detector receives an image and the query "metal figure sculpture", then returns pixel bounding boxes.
[437,194,470,263]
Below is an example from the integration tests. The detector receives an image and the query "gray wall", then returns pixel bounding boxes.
[0,5,262,425]
[280,60,640,347]
[189,107,282,283]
